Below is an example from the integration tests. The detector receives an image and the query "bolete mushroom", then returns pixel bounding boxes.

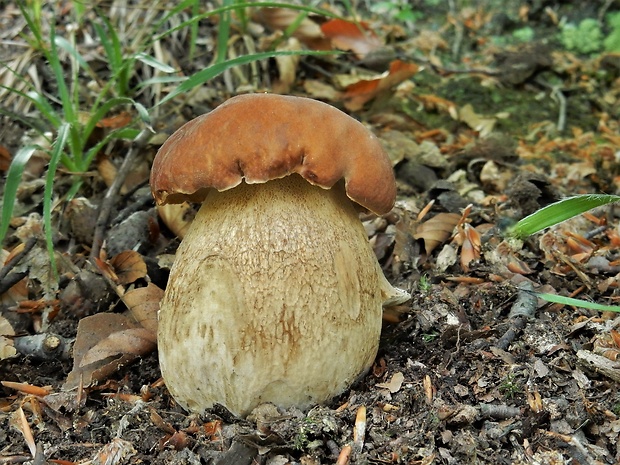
[150,93,409,416]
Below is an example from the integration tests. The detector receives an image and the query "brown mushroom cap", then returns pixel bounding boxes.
[150,93,396,214]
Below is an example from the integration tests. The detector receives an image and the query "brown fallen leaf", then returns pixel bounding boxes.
[96,111,132,129]
[0,144,11,172]
[253,7,329,50]
[1,247,30,305]
[110,250,148,285]
[63,313,157,390]
[320,18,382,58]
[97,156,150,195]
[413,212,461,255]
[272,38,302,94]
[122,283,163,335]
[343,60,419,111]
[79,327,156,367]
[376,371,405,393]
[458,223,482,272]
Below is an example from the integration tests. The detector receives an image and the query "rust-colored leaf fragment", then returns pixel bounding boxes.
[320,19,382,58]
[253,7,329,50]
[459,223,482,272]
[343,60,419,110]
[110,250,148,285]
[96,111,132,129]
[0,145,11,172]
[1,381,51,397]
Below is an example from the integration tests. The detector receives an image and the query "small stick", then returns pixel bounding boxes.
[0,237,37,281]
[90,128,153,260]
[353,406,367,454]
[335,444,352,465]
[496,281,537,351]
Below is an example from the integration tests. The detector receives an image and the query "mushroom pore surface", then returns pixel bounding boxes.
[158,175,390,416]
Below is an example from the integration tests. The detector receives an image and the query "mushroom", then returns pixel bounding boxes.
[150,93,410,416]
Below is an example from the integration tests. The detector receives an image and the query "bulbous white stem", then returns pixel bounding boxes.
[158,175,404,416]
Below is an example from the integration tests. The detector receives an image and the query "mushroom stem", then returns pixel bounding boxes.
[158,174,404,416]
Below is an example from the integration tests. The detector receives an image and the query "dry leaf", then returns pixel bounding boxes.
[253,7,329,50]
[0,145,10,172]
[457,104,496,137]
[97,157,150,194]
[91,437,136,465]
[343,60,419,110]
[122,283,163,335]
[320,19,382,58]
[156,203,194,239]
[64,313,156,389]
[376,371,404,393]
[110,250,148,285]
[79,327,156,367]
[96,111,132,129]
[302,79,343,102]
[413,212,461,255]
[0,336,17,360]
[1,247,30,305]
[272,38,302,94]
[414,94,457,114]
[459,223,481,272]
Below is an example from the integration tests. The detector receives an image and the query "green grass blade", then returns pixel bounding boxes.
[44,123,71,279]
[0,86,62,129]
[509,194,620,239]
[216,0,232,64]
[82,126,142,170]
[54,35,91,71]
[536,292,620,313]
[135,52,176,73]
[93,16,130,96]
[189,0,200,61]
[17,1,45,50]
[157,50,338,106]
[134,76,188,89]
[0,146,37,246]
[48,27,76,125]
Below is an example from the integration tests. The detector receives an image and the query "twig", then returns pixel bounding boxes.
[90,128,153,260]
[13,333,73,360]
[535,78,567,132]
[335,444,352,465]
[0,271,28,295]
[353,406,367,454]
[110,193,153,226]
[0,237,37,294]
[545,431,598,465]
[0,237,37,280]
[551,87,567,132]
[496,281,537,351]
